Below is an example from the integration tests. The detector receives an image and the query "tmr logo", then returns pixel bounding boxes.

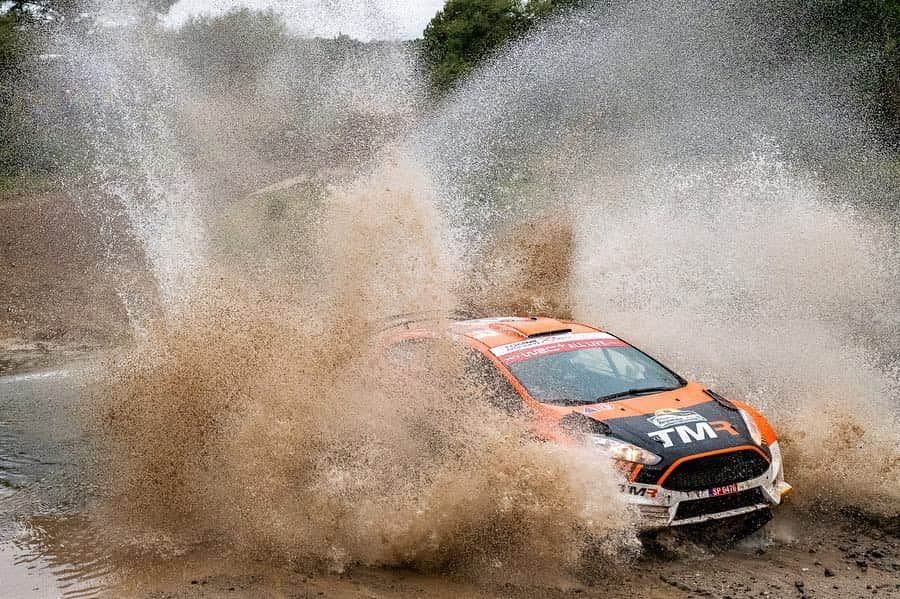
[618,484,659,498]
[647,420,739,448]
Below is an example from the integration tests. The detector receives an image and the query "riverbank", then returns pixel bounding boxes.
[0,186,152,375]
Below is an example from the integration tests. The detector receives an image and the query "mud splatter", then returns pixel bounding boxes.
[84,161,636,580]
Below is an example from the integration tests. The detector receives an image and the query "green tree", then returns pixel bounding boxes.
[0,9,30,177]
[0,10,24,74]
[802,0,900,139]
[0,1,99,179]
[422,0,593,94]
[422,0,530,93]
[5,1,78,20]
[173,8,288,93]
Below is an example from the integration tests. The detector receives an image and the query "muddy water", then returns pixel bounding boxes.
[0,368,102,598]
[2,364,899,599]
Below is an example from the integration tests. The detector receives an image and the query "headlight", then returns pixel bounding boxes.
[591,435,662,465]
[739,409,764,446]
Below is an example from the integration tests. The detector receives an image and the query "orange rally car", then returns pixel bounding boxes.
[381,315,792,532]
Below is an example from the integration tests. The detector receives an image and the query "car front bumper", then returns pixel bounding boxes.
[620,441,792,530]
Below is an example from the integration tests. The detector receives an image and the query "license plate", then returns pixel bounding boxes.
[709,483,739,496]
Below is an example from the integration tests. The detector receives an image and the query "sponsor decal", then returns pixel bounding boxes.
[491,332,627,365]
[710,483,739,496]
[583,404,613,414]
[647,420,740,448]
[647,408,706,429]
[618,484,659,498]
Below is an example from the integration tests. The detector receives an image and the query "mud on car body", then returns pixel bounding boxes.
[382,315,792,532]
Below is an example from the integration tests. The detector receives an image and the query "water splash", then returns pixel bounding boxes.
[14,1,898,592]
[412,0,900,515]
[83,159,637,578]
[163,0,445,41]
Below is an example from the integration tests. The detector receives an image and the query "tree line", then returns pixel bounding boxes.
[0,0,897,181]
[421,0,898,141]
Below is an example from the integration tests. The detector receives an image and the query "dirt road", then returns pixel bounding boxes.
[85,511,900,598]
[0,188,154,373]
[1,364,897,598]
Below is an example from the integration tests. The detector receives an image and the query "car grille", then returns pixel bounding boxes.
[662,450,769,491]
[674,487,766,521]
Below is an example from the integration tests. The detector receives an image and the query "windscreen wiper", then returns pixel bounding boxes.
[593,386,677,403]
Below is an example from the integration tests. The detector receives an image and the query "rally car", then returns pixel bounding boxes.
[382,315,791,532]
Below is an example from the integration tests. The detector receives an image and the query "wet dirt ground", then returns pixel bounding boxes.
[101,515,900,599]
[0,189,154,375]
[4,514,898,598]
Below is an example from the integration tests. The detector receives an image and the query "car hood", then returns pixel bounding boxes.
[563,382,765,464]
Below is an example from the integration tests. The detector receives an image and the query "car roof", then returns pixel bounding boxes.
[450,316,603,349]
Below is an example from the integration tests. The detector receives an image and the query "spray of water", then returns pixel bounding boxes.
[85,159,636,577]
[415,0,900,516]
[38,0,900,583]
[570,151,900,515]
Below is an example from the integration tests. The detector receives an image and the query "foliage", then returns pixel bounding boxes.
[4,1,177,18]
[422,0,900,139]
[0,9,24,75]
[421,0,603,93]
[173,8,288,93]
[422,0,529,93]
[813,0,900,140]
[0,9,31,178]
[4,1,77,18]
[0,2,97,179]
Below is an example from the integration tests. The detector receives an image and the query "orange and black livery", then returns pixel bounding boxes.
[382,315,792,532]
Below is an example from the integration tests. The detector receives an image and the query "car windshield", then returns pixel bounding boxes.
[505,344,683,406]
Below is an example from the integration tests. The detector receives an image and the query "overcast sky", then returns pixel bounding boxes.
[163,0,446,41]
